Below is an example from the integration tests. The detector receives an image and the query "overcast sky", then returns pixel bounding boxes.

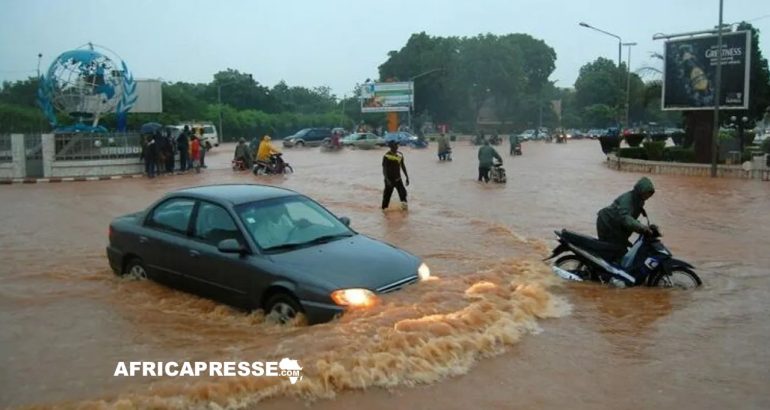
[1,0,768,97]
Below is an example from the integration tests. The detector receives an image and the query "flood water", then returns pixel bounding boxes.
[1,140,769,409]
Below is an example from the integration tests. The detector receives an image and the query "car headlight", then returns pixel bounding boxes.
[418,262,431,281]
[330,288,378,307]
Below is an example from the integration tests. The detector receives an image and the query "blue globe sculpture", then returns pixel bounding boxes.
[38,43,136,132]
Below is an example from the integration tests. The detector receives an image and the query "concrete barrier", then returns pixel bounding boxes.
[606,154,770,181]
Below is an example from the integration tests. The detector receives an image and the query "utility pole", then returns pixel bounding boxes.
[623,43,637,129]
[710,0,724,178]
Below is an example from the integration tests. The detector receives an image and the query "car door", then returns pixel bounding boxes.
[143,197,196,287]
[185,201,256,307]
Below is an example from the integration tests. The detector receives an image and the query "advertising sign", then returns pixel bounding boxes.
[662,31,751,110]
[360,82,414,113]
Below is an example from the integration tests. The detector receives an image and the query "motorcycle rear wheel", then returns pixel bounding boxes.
[283,164,294,174]
[653,267,702,289]
[554,255,591,280]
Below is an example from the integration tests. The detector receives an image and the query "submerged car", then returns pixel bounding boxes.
[383,131,418,146]
[107,184,430,324]
[341,132,384,148]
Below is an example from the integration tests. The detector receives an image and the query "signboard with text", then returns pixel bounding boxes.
[662,31,751,111]
[359,82,414,113]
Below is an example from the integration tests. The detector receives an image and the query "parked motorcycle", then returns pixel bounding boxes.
[545,219,701,289]
[253,153,294,175]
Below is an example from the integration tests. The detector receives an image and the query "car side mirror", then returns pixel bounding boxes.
[339,216,351,227]
[218,239,247,254]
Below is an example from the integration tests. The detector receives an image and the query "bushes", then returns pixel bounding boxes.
[624,133,645,147]
[643,141,666,161]
[600,136,620,154]
[649,133,668,142]
[663,147,695,163]
[617,147,647,160]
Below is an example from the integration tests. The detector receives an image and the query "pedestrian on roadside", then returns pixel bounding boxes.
[477,139,502,183]
[200,140,211,168]
[163,130,175,173]
[177,126,190,172]
[190,135,202,173]
[382,141,410,210]
[143,133,158,178]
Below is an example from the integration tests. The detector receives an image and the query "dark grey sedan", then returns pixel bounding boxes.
[107,184,430,323]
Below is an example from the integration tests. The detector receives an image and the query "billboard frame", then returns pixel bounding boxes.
[661,30,751,111]
[359,81,414,113]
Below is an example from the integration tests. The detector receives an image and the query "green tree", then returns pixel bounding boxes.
[737,22,770,121]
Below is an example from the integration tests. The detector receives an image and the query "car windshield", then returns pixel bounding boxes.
[203,126,214,134]
[236,196,354,252]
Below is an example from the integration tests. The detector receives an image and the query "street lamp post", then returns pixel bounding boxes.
[727,115,750,154]
[579,22,624,126]
[622,42,637,129]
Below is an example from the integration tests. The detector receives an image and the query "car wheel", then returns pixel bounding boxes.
[124,258,148,280]
[295,141,305,147]
[265,292,303,324]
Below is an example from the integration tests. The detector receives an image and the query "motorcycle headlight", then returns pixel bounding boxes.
[330,288,378,307]
[418,262,431,281]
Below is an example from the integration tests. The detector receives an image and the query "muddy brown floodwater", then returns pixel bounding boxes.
[1,140,769,409]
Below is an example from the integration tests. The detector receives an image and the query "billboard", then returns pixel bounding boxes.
[360,82,413,113]
[662,31,751,110]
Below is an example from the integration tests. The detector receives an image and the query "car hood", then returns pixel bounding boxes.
[268,234,420,291]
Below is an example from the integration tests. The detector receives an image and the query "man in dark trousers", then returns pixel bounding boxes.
[382,141,410,210]
[142,133,158,178]
[177,126,190,171]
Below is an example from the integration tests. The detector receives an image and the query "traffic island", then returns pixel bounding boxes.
[605,153,770,181]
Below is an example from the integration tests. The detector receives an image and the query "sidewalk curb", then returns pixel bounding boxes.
[0,174,145,185]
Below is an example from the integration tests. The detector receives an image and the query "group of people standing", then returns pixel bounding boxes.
[142,125,210,178]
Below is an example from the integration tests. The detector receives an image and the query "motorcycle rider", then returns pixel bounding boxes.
[596,177,655,249]
[509,133,520,156]
[256,135,281,172]
[233,138,253,170]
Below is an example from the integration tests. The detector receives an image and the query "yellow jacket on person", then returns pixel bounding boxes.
[257,136,279,161]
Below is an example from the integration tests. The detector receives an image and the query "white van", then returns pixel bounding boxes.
[172,122,220,148]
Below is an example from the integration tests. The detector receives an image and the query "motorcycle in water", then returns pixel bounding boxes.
[545,219,701,289]
[511,143,522,156]
[489,160,506,183]
[320,137,343,152]
[253,153,294,175]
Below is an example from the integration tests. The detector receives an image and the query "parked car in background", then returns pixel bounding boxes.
[341,132,384,148]
[283,128,332,148]
[171,122,220,147]
[106,184,431,324]
[383,131,418,146]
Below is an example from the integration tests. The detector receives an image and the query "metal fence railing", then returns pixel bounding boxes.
[54,133,143,161]
[0,134,11,163]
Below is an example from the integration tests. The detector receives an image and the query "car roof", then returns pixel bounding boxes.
[172,184,298,205]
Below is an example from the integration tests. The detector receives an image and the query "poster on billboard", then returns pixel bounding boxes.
[360,82,414,113]
[662,31,751,110]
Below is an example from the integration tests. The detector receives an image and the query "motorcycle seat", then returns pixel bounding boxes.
[560,229,626,253]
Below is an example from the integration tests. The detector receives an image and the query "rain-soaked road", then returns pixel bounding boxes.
[1,140,769,409]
